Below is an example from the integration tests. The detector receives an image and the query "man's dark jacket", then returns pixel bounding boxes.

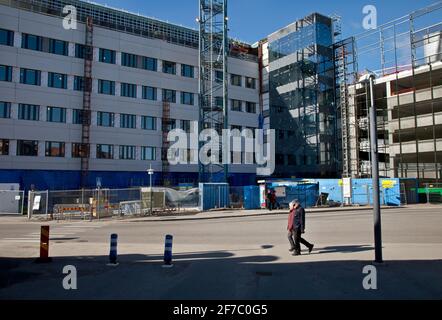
[293,206,306,230]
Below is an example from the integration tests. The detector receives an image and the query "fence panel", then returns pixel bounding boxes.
[0,190,24,215]
[28,190,49,218]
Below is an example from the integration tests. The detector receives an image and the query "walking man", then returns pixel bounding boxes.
[287,200,314,256]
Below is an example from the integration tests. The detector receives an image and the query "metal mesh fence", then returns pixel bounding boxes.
[29,187,200,220]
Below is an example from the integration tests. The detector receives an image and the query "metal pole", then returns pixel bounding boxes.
[20,190,24,215]
[97,187,100,220]
[150,171,153,215]
[45,190,49,220]
[369,75,383,263]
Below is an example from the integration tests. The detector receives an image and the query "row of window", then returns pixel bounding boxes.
[1,65,197,104]
[0,102,160,130]
[1,102,259,130]
[1,29,258,88]
[230,99,257,113]
[0,139,156,160]
[1,28,195,78]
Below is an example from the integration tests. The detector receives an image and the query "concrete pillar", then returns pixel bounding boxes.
[92,79,98,93]
[38,141,45,157]
[41,71,48,87]
[67,75,74,90]
[66,108,73,124]
[115,82,121,96]
[13,32,21,48]
[9,140,17,156]
[68,42,75,57]
[65,142,72,158]
[90,144,96,159]
[12,67,20,83]
[10,103,18,119]
[116,52,122,66]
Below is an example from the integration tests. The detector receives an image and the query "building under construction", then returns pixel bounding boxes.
[336,2,442,183]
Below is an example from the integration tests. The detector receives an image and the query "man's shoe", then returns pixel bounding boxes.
[308,244,314,254]
[289,247,295,252]
[293,252,301,256]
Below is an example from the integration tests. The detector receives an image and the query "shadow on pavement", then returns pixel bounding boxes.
[315,245,374,254]
[0,250,441,300]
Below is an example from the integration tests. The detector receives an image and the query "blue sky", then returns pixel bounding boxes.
[89,0,439,43]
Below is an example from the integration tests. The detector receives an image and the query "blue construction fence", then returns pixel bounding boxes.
[263,178,403,207]
[199,183,230,211]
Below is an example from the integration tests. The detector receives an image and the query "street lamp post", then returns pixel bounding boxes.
[360,72,383,263]
[147,165,154,215]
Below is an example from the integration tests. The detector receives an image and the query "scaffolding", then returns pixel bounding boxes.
[337,1,442,181]
[162,101,171,186]
[198,0,228,182]
[80,16,93,187]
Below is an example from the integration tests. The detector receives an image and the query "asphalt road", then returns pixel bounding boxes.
[0,206,441,299]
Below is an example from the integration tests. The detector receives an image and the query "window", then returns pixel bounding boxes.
[0,29,13,46]
[181,64,194,78]
[141,116,156,130]
[75,44,85,59]
[45,141,65,157]
[121,83,137,98]
[47,107,66,123]
[245,77,256,89]
[0,139,9,155]
[0,102,11,118]
[72,109,83,124]
[99,48,116,64]
[48,72,67,89]
[142,86,157,100]
[162,61,176,75]
[98,80,115,95]
[97,112,114,127]
[0,65,12,82]
[162,89,176,103]
[231,74,242,86]
[18,104,39,121]
[49,39,68,56]
[215,70,223,83]
[143,57,157,71]
[231,99,242,112]
[141,146,156,160]
[20,68,41,85]
[72,143,89,158]
[180,120,191,133]
[121,52,138,68]
[181,92,194,105]
[163,119,176,132]
[119,145,136,160]
[21,34,42,51]
[246,102,256,113]
[74,76,84,91]
[96,144,113,159]
[120,114,136,129]
[17,140,38,156]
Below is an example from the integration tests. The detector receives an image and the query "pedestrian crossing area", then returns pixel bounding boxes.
[0,224,103,243]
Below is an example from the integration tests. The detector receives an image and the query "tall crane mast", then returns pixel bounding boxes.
[198,0,229,183]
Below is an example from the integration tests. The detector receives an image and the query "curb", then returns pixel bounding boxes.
[123,205,403,223]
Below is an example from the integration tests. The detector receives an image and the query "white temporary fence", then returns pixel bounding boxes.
[0,190,25,215]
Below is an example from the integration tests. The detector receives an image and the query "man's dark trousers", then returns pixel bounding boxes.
[294,227,312,254]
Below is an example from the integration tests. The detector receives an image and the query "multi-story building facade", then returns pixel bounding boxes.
[0,0,260,189]
[258,13,338,179]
